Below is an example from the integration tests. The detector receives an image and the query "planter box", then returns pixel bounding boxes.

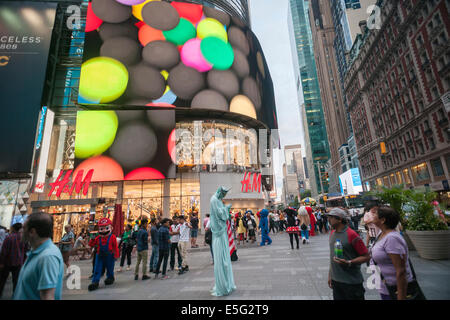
[403,232,416,251]
[406,230,450,260]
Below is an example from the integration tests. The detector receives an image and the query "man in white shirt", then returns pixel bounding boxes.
[177,216,192,275]
[169,216,182,271]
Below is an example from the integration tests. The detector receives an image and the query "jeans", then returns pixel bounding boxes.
[331,280,365,300]
[93,253,115,283]
[155,249,170,276]
[170,242,182,269]
[301,229,309,240]
[0,265,21,298]
[120,244,133,267]
[149,244,159,271]
[135,250,148,276]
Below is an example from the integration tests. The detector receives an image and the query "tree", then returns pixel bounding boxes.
[289,196,299,208]
[300,189,311,198]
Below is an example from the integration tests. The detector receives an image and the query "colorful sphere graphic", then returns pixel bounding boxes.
[138,24,165,46]
[162,18,196,46]
[200,37,234,70]
[79,56,128,103]
[132,0,158,21]
[85,2,103,32]
[180,38,212,72]
[171,1,203,25]
[125,167,165,180]
[75,111,118,159]
[74,156,124,182]
[230,95,257,119]
[197,18,228,42]
[116,0,146,5]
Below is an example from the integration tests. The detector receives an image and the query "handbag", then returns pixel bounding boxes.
[205,228,212,245]
[371,234,426,300]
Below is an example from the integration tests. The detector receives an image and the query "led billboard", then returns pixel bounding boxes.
[79,0,278,129]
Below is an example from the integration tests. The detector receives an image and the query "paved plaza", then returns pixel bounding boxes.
[1,232,450,300]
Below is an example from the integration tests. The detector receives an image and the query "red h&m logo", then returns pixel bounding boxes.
[48,169,94,198]
[241,172,261,193]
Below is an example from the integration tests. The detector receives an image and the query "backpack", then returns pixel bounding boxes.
[205,229,212,245]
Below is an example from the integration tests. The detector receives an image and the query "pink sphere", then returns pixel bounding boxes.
[180,38,212,72]
[125,167,165,180]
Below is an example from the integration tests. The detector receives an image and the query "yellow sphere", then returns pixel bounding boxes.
[230,95,257,119]
[197,18,228,42]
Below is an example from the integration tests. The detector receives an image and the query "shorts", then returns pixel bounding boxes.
[191,229,198,238]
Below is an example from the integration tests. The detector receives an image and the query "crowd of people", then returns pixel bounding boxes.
[0,202,428,300]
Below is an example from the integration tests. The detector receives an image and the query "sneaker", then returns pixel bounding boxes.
[161,275,170,280]
[154,273,159,279]
[134,275,138,280]
[126,267,131,271]
[183,266,189,272]
[306,239,310,244]
[89,274,94,279]
[178,269,184,275]
[302,238,306,244]
[142,275,150,280]
[117,268,123,272]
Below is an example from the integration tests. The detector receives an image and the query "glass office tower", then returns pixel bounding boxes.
[289,0,330,195]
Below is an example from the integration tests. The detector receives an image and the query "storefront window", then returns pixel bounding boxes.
[376,178,383,186]
[170,196,181,216]
[403,168,412,184]
[142,198,162,217]
[182,195,200,216]
[100,183,119,198]
[124,198,142,220]
[431,158,445,178]
[143,181,162,198]
[170,179,181,197]
[396,171,403,185]
[411,163,431,184]
[124,181,142,199]
[383,176,390,187]
[390,173,396,186]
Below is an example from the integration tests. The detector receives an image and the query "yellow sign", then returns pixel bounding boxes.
[380,142,387,154]
[0,56,10,66]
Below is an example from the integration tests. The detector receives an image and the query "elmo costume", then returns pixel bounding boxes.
[88,218,119,291]
[305,206,317,236]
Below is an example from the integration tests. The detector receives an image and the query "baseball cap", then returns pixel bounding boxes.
[326,208,348,220]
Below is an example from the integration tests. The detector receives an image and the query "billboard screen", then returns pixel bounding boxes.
[339,168,363,195]
[79,0,278,129]
[0,1,57,174]
[74,109,175,181]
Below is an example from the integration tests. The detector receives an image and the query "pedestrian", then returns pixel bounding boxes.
[118,224,134,272]
[149,218,159,274]
[190,212,199,248]
[326,208,370,300]
[236,212,246,245]
[274,211,280,233]
[298,206,311,244]
[155,218,171,280]
[305,206,316,236]
[285,208,299,249]
[73,231,90,260]
[203,214,210,246]
[279,210,286,232]
[134,219,150,281]
[59,224,75,271]
[13,213,64,300]
[0,225,7,253]
[322,208,329,233]
[269,211,276,234]
[0,223,27,298]
[204,218,214,263]
[363,204,381,249]
[369,207,425,300]
[169,216,182,271]
[178,215,192,274]
[244,211,256,244]
[259,209,272,246]
[316,209,324,234]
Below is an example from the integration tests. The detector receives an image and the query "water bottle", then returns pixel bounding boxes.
[334,240,344,259]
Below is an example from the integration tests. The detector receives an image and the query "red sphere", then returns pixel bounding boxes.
[85,2,103,32]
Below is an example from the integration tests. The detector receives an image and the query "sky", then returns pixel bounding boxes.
[249,0,306,201]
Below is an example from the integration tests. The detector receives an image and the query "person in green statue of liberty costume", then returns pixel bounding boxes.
[210,186,236,296]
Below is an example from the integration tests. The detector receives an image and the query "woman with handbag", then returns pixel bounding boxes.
[369,207,426,300]
[285,208,299,249]
[118,224,134,272]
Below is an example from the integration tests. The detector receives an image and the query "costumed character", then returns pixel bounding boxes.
[210,186,236,296]
[259,209,272,246]
[88,218,120,291]
[305,206,316,236]
[285,207,300,249]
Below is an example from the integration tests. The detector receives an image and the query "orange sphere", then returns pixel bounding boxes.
[138,24,165,46]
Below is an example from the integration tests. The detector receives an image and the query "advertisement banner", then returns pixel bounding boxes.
[78,0,278,129]
[0,1,57,174]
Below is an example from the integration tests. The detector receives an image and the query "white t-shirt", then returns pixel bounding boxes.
[74,236,84,249]
[170,224,180,243]
[179,223,190,242]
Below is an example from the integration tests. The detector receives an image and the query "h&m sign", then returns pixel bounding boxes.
[47,169,94,198]
[241,172,261,193]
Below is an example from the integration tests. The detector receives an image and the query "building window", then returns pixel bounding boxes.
[396,171,403,184]
[411,163,431,183]
[403,168,412,184]
[383,176,390,187]
[431,158,445,177]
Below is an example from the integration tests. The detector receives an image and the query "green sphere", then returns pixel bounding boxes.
[162,18,196,46]
[200,37,234,70]
[75,111,119,159]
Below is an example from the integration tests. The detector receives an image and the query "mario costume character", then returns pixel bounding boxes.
[88,218,120,291]
[259,209,272,246]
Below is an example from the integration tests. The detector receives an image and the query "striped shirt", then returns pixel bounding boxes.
[0,232,27,267]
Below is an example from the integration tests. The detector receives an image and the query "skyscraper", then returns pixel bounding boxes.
[288,0,331,196]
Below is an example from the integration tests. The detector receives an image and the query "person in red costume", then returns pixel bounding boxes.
[305,206,317,237]
[88,218,119,291]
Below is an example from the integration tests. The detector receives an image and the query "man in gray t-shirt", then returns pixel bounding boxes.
[327,208,370,300]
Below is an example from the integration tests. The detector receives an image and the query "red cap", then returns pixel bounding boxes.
[98,218,112,227]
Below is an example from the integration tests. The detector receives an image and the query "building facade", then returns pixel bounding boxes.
[288,0,331,197]
[0,0,276,241]
[309,0,351,193]
[345,0,450,196]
